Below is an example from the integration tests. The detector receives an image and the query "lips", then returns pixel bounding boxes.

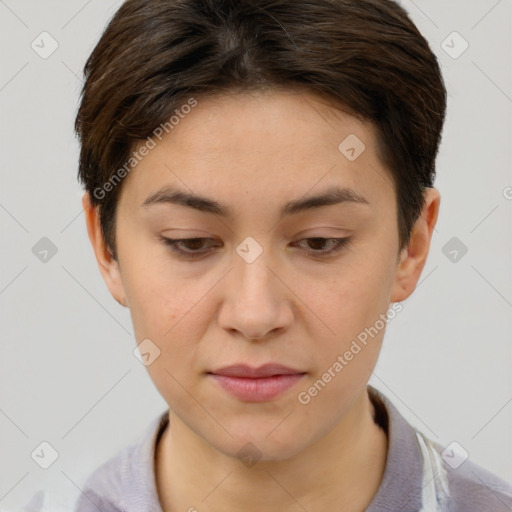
[207,363,307,402]
[209,363,305,378]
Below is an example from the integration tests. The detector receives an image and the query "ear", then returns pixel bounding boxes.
[82,192,128,307]
[391,187,440,303]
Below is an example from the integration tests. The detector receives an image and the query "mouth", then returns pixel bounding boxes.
[207,363,307,402]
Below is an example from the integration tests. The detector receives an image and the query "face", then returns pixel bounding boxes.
[85,89,439,461]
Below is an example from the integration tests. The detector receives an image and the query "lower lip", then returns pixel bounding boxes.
[208,373,306,402]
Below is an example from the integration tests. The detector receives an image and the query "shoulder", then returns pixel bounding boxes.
[73,411,168,512]
[15,438,148,512]
[423,435,512,511]
[367,386,512,512]
[73,438,140,511]
[2,489,79,512]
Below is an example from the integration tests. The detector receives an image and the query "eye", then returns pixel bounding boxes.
[292,237,351,256]
[160,236,351,259]
[160,237,218,258]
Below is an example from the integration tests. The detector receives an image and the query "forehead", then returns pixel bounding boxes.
[118,89,395,217]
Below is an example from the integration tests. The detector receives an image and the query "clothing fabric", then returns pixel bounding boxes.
[19,386,512,511]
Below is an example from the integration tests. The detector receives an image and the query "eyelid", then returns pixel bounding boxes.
[159,236,352,259]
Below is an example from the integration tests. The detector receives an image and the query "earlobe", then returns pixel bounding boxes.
[390,188,440,303]
[82,192,128,307]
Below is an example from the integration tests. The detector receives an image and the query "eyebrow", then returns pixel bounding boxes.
[141,185,370,220]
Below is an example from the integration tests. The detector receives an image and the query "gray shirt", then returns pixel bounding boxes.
[21,386,512,511]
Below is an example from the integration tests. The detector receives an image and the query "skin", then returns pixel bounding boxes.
[83,89,440,512]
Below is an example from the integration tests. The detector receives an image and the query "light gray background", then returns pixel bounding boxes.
[1,0,511,508]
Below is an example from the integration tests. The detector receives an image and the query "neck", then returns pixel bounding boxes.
[155,388,388,512]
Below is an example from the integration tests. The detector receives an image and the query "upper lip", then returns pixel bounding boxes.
[208,363,306,378]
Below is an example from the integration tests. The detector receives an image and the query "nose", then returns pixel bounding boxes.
[216,246,294,341]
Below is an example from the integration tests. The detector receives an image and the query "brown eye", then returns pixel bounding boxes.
[161,237,219,257]
[160,236,351,260]
[293,237,351,255]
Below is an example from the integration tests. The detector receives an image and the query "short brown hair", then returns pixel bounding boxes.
[75,0,447,260]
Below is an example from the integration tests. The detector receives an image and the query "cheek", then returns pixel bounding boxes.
[294,251,395,383]
[118,238,193,337]
[294,272,388,415]
[302,263,392,341]
[120,252,214,379]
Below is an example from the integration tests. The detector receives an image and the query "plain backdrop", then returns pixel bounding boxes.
[0,0,511,508]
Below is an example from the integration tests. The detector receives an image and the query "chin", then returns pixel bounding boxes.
[204,421,318,463]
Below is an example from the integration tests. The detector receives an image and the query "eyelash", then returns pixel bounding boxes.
[160,237,351,259]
